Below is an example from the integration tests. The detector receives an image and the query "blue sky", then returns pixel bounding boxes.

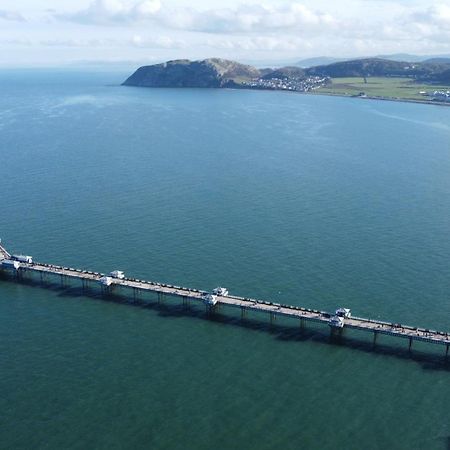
[0,0,449,67]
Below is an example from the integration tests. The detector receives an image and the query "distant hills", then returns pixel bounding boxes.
[423,57,450,65]
[377,53,450,63]
[122,58,259,88]
[123,57,450,89]
[305,58,450,83]
[260,66,306,80]
[295,57,345,68]
[296,54,450,67]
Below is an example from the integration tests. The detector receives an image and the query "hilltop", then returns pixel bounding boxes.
[122,58,260,88]
[122,57,450,104]
[122,58,328,91]
[305,58,450,83]
[124,57,450,89]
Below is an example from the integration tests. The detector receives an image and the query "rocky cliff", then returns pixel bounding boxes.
[122,58,261,88]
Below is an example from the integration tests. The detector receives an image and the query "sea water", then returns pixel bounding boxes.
[0,69,450,449]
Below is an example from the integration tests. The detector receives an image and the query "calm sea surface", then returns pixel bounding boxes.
[1,70,450,449]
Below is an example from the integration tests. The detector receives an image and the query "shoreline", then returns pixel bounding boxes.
[309,90,450,107]
[236,85,450,107]
[226,83,450,107]
[123,83,450,107]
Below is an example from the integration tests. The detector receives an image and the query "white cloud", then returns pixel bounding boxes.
[168,3,338,33]
[135,0,162,15]
[209,36,312,52]
[1,35,186,50]
[1,38,33,46]
[61,0,338,35]
[0,9,26,22]
[407,4,450,41]
[345,3,450,48]
[130,34,186,49]
[412,4,450,28]
[62,0,161,24]
[3,1,450,67]
[40,38,115,47]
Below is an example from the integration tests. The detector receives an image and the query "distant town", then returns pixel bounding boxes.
[123,57,450,105]
[427,90,450,102]
[241,76,330,92]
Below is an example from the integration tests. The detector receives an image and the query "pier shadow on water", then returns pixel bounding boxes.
[2,273,449,372]
[445,437,450,450]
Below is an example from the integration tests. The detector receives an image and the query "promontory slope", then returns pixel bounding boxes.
[122,58,260,88]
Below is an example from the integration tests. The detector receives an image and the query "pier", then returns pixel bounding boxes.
[1,242,449,357]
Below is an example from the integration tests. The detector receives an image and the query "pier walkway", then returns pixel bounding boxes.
[0,243,10,260]
[1,243,449,353]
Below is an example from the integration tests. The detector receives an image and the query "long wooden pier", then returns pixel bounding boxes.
[1,243,449,356]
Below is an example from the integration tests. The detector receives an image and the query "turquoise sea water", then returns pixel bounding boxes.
[1,70,450,449]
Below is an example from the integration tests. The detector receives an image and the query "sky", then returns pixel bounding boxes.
[0,0,449,67]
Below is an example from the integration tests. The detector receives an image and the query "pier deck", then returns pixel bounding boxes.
[1,245,449,351]
[0,243,10,260]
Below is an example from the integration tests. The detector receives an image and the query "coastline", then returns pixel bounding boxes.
[309,90,450,107]
[123,82,450,107]
[233,84,450,107]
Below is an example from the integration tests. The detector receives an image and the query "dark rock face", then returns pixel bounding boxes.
[122,58,260,88]
[124,60,220,87]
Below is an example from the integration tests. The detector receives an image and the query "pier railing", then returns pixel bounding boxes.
[1,244,449,356]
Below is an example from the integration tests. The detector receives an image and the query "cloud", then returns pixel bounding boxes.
[61,0,338,35]
[61,0,161,24]
[208,36,312,52]
[161,3,337,34]
[407,4,450,41]
[412,4,450,27]
[130,34,186,49]
[7,0,450,65]
[1,38,33,46]
[4,35,185,51]
[40,38,115,47]
[353,3,450,46]
[0,9,26,22]
[48,1,450,57]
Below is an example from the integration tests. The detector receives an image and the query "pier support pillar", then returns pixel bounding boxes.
[373,331,378,346]
[330,327,343,340]
[299,317,305,333]
[100,285,111,297]
[408,337,413,352]
[157,292,163,304]
[206,304,215,317]
[270,312,275,327]
[40,272,43,284]
[446,344,449,359]
[241,306,246,320]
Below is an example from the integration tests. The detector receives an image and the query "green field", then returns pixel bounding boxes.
[316,77,450,101]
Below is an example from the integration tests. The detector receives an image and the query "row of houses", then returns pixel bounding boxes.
[242,76,329,92]
[431,90,450,102]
